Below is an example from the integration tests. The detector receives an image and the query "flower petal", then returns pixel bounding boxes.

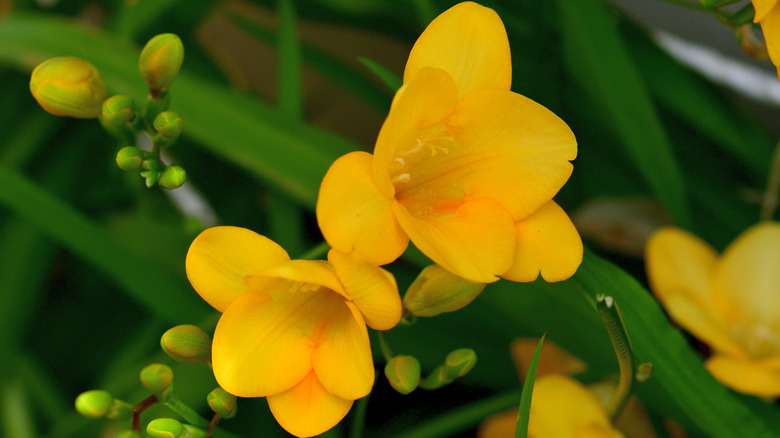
[501,201,583,283]
[185,226,290,312]
[705,354,780,398]
[759,6,780,79]
[312,302,374,400]
[212,287,348,397]
[442,89,576,220]
[391,197,516,283]
[250,259,347,299]
[373,67,458,197]
[328,249,402,330]
[317,151,409,266]
[527,375,617,437]
[404,1,511,98]
[662,295,746,359]
[753,0,779,22]
[267,370,353,438]
[712,222,780,323]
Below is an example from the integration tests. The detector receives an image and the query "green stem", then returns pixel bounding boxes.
[596,295,634,421]
[349,392,370,438]
[377,331,394,362]
[165,395,210,429]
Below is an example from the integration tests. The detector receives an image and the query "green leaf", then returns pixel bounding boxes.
[359,57,402,92]
[514,334,543,438]
[557,0,692,229]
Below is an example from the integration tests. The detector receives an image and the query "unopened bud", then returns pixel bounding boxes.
[140,363,173,401]
[443,348,477,380]
[116,146,144,171]
[75,390,113,418]
[161,325,211,363]
[102,95,135,128]
[141,170,160,188]
[139,34,184,94]
[159,166,186,189]
[147,418,183,438]
[384,355,420,395]
[30,56,107,118]
[115,430,143,438]
[403,265,485,317]
[153,111,183,141]
[207,387,237,419]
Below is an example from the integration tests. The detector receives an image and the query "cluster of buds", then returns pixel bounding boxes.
[384,349,477,395]
[29,33,187,189]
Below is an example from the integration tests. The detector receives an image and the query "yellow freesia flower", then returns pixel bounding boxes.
[316,1,582,283]
[185,226,402,437]
[753,0,780,78]
[646,222,780,397]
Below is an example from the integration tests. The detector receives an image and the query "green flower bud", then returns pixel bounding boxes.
[140,170,160,188]
[142,159,164,172]
[30,56,107,118]
[116,146,144,171]
[147,418,183,438]
[139,34,184,94]
[207,387,237,419]
[140,363,173,401]
[384,355,421,395]
[161,324,211,363]
[74,390,113,418]
[153,111,184,141]
[443,348,477,380]
[102,95,135,128]
[403,265,486,317]
[115,430,143,438]
[159,166,186,189]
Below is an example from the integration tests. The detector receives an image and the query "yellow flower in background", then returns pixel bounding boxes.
[646,222,780,398]
[29,56,107,118]
[185,227,401,437]
[317,1,582,283]
[753,0,780,78]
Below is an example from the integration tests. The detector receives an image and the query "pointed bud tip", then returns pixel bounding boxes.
[74,390,113,418]
[384,355,421,395]
[139,34,184,93]
[30,56,107,118]
[403,265,485,317]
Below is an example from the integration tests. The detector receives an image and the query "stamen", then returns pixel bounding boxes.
[392,173,411,183]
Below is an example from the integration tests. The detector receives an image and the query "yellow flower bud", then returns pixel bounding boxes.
[102,95,135,128]
[116,146,144,171]
[160,324,211,363]
[384,355,421,395]
[139,34,184,94]
[147,418,184,438]
[74,390,113,418]
[444,348,477,380]
[30,56,107,118]
[159,166,187,190]
[207,387,238,419]
[153,111,184,141]
[403,265,486,317]
[140,363,173,401]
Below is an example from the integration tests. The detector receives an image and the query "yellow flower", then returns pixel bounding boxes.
[185,227,402,437]
[316,2,581,283]
[646,222,780,397]
[753,0,780,78]
[29,56,107,118]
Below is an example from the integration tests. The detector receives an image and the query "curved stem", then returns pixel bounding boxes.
[596,295,634,421]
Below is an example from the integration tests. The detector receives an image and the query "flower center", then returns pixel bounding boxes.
[734,323,780,359]
[286,281,322,294]
[389,124,453,190]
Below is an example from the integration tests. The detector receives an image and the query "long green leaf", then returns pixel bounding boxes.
[557,0,692,229]
[514,335,544,438]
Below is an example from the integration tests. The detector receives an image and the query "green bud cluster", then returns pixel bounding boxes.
[384,355,421,395]
[207,387,238,419]
[419,348,477,390]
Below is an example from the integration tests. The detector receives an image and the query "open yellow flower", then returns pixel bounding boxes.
[753,0,780,79]
[646,222,780,397]
[185,227,401,437]
[316,1,581,283]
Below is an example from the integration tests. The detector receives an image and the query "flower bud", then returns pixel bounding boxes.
[159,166,187,189]
[384,355,421,395]
[30,56,107,118]
[207,387,237,419]
[403,265,485,317]
[139,34,184,94]
[153,111,184,141]
[147,418,183,438]
[161,324,211,363]
[102,95,135,128]
[74,390,113,418]
[116,146,144,171]
[140,363,173,401]
[115,430,143,438]
[141,170,160,188]
[443,348,477,380]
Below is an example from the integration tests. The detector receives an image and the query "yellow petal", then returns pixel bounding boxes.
[267,370,353,438]
[250,259,347,299]
[501,201,583,283]
[391,197,516,283]
[477,409,518,438]
[662,295,746,359]
[211,287,348,397]
[712,222,780,323]
[317,151,409,266]
[404,2,511,98]
[759,7,780,78]
[511,338,587,380]
[705,354,780,397]
[328,249,402,330]
[373,67,458,197]
[753,0,780,22]
[402,264,486,317]
[312,302,374,400]
[185,226,290,312]
[528,375,618,438]
[443,89,576,220]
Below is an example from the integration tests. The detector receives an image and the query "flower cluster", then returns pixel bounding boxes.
[185,2,581,436]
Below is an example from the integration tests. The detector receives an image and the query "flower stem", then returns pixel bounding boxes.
[132,394,158,431]
[164,395,209,429]
[204,413,221,438]
[377,331,394,362]
[349,391,370,438]
[596,294,634,421]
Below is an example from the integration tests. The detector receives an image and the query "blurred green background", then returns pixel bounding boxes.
[1,0,780,437]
